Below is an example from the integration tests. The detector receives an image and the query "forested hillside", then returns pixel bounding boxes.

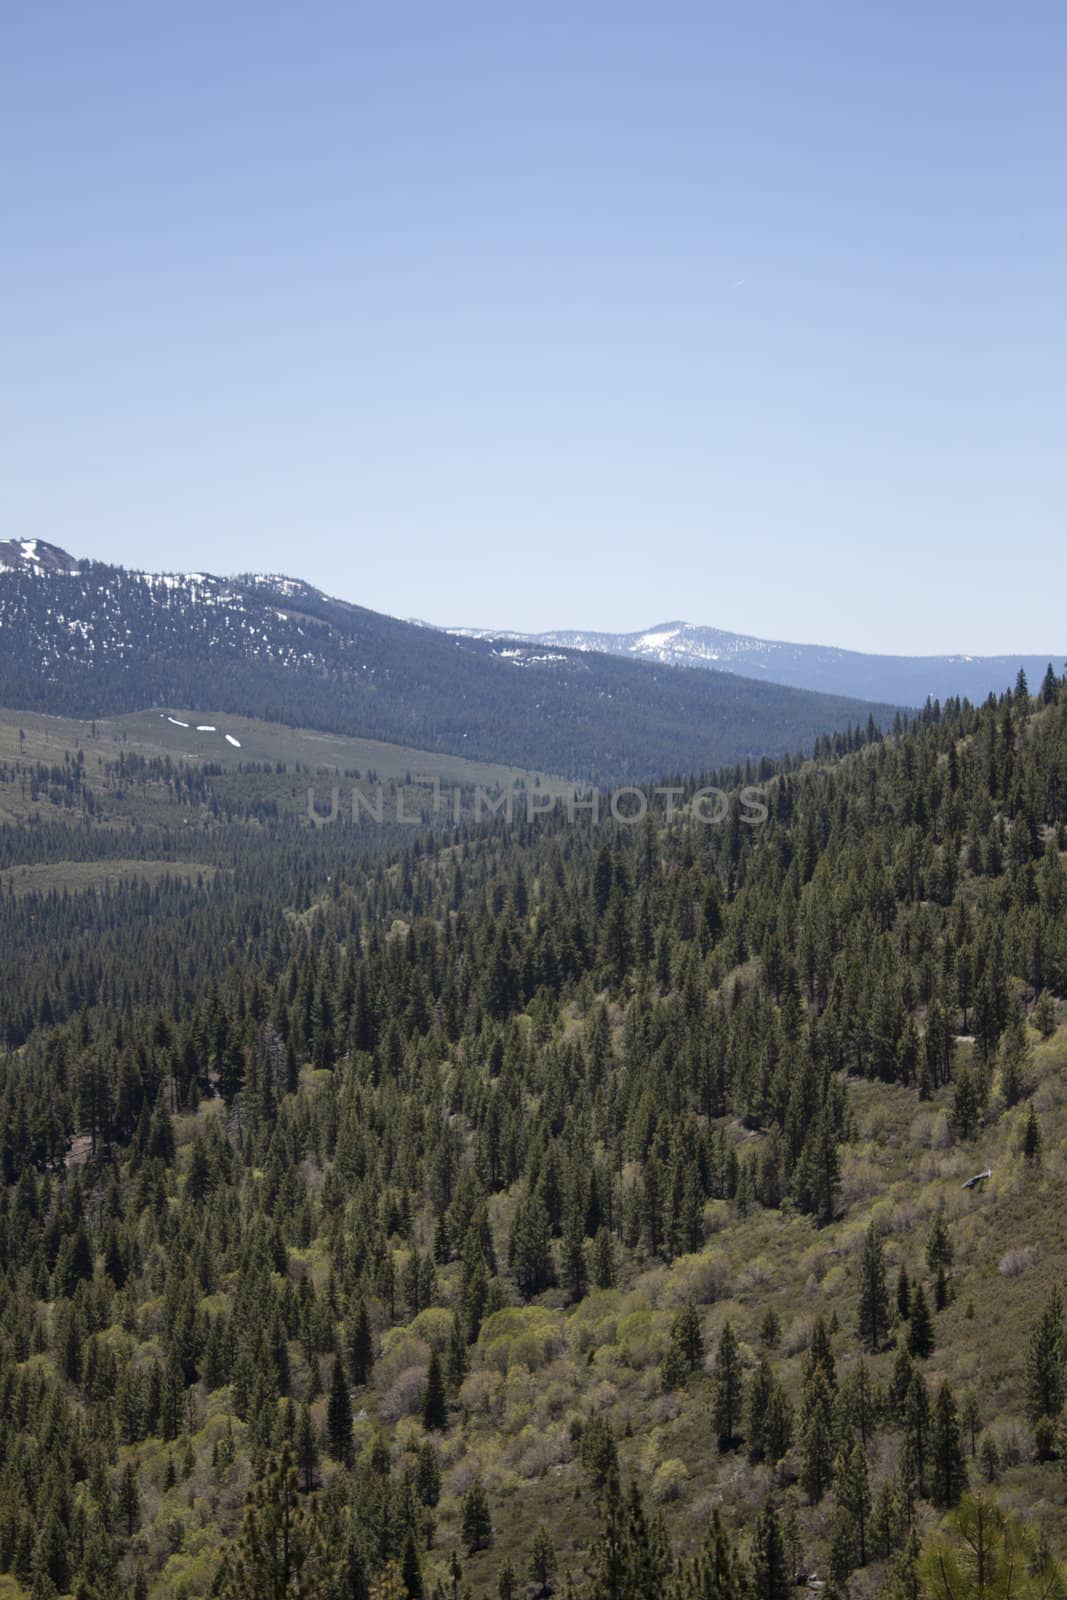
[0,555,900,782]
[1,667,1066,1600]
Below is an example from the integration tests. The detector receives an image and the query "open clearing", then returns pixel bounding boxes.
[0,858,218,895]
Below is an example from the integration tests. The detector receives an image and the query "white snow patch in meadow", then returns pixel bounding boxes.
[196,724,216,732]
[167,716,190,727]
[225,734,241,748]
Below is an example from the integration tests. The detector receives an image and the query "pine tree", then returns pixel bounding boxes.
[980,1434,1000,1483]
[801,1368,835,1503]
[782,1492,802,1585]
[933,1261,949,1312]
[835,1440,872,1567]
[447,1310,470,1389]
[838,1360,876,1448]
[218,1446,311,1600]
[529,1524,556,1589]
[592,1226,616,1290]
[759,1307,782,1349]
[925,1208,954,1274]
[580,1415,619,1494]
[421,1349,448,1432]
[747,1355,776,1461]
[897,1263,911,1321]
[326,1354,353,1464]
[1026,1287,1065,1426]
[586,1472,671,1600]
[401,1532,425,1600]
[461,1481,493,1554]
[660,1339,689,1393]
[902,1372,931,1499]
[415,1438,441,1508]
[1022,1103,1042,1164]
[872,1481,902,1562]
[509,1191,553,1297]
[296,1402,318,1493]
[561,1207,588,1303]
[916,1494,1067,1600]
[347,1297,374,1385]
[805,1315,837,1391]
[908,1285,935,1358]
[857,1222,891,1352]
[672,1298,705,1373]
[751,1503,791,1600]
[764,1383,794,1465]
[676,1511,746,1600]
[930,1383,967,1508]
[712,1322,744,1449]
[117,1459,140,1537]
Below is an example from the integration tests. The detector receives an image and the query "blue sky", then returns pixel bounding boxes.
[3,3,1065,654]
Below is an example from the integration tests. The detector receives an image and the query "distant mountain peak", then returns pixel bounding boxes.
[443,618,1065,707]
[0,538,79,575]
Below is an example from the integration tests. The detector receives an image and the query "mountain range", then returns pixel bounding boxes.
[0,541,900,784]
[441,618,1065,708]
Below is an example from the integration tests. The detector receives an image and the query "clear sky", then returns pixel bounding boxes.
[3,3,1065,654]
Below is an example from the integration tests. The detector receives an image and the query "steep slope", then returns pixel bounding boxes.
[0,551,901,782]
[446,617,1064,708]
[0,670,1065,1597]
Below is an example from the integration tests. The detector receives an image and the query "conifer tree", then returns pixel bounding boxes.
[916,1493,1066,1600]
[509,1191,553,1297]
[747,1355,776,1461]
[461,1481,493,1555]
[908,1285,935,1358]
[751,1503,791,1600]
[764,1383,794,1465]
[1022,1103,1042,1164]
[857,1222,891,1352]
[934,1261,950,1312]
[296,1402,318,1493]
[592,1226,616,1290]
[117,1459,140,1537]
[348,1297,374,1385]
[401,1532,425,1600]
[902,1372,931,1499]
[897,1263,911,1321]
[801,1368,835,1503]
[447,1310,470,1389]
[980,1434,1000,1484]
[580,1416,619,1494]
[422,1349,448,1432]
[835,1440,872,1567]
[416,1438,441,1508]
[930,1383,967,1508]
[712,1322,744,1450]
[1026,1287,1065,1426]
[672,1298,705,1373]
[530,1524,556,1590]
[218,1446,310,1600]
[561,1207,588,1303]
[838,1360,876,1449]
[326,1355,353,1465]
[925,1208,955,1275]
